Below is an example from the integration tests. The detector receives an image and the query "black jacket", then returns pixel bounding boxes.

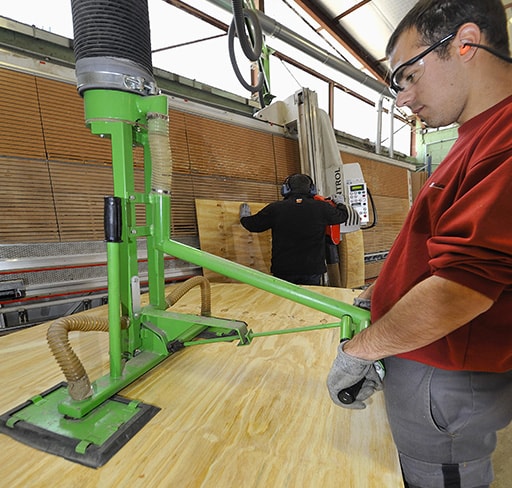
[240,193,348,275]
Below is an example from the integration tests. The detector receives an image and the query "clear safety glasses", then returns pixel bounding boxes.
[389,32,456,97]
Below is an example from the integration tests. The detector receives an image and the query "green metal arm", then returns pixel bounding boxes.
[181,317,370,348]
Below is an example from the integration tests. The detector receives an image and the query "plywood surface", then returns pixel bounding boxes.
[0,284,404,488]
[195,199,271,282]
[338,230,365,288]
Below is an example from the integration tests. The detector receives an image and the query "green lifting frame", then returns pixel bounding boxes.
[61,87,370,417]
[0,87,370,467]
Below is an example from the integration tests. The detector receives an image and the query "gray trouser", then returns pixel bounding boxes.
[382,356,512,488]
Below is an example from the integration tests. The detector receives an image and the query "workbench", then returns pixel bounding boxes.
[1,283,508,487]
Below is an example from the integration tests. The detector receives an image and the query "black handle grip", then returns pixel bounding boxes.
[104,196,122,243]
[337,377,365,404]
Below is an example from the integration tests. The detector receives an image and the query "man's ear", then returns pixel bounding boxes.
[457,23,481,59]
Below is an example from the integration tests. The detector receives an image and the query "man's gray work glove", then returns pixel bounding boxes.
[239,203,251,219]
[326,341,383,410]
[328,193,345,206]
[353,297,371,311]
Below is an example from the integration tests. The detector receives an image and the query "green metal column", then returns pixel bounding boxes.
[84,90,145,355]
[139,95,171,311]
[106,240,123,378]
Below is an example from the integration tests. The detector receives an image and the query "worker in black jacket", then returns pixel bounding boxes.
[239,174,348,285]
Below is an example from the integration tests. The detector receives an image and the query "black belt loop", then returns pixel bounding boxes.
[442,463,461,487]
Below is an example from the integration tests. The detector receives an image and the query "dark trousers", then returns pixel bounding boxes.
[273,273,323,285]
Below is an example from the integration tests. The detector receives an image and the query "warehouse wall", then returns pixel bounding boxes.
[0,66,415,282]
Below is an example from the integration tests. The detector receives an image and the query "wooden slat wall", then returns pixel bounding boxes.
[167,108,301,236]
[0,70,45,159]
[36,77,113,164]
[48,161,145,241]
[0,69,147,244]
[0,66,417,284]
[184,112,277,180]
[411,170,428,200]
[0,67,301,244]
[0,158,59,242]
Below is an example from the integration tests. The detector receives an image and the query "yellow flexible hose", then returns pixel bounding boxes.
[165,275,211,316]
[148,112,172,194]
[47,315,127,401]
[47,277,210,401]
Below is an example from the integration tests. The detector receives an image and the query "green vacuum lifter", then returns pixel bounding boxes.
[0,0,370,468]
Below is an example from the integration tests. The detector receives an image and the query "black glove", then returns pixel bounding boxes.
[326,341,383,410]
[239,203,251,219]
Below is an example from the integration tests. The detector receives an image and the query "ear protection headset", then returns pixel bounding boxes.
[281,174,317,197]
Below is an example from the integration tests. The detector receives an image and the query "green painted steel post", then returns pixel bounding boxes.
[106,240,122,378]
[149,191,169,309]
[83,90,145,355]
[82,90,170,351]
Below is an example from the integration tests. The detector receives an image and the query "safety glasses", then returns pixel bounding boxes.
[389,32,456,97]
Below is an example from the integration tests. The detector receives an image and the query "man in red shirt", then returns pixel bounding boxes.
[327,1,512,487]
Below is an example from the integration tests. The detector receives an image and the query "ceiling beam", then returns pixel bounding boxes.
[293,0,388,82]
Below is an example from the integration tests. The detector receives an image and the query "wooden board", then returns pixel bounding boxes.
[338,230,365,288]
[0,284,405,487]
[195,198,366,288]
[195,199,271,282]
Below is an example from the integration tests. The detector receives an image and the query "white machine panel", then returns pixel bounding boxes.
[344,163,370,224]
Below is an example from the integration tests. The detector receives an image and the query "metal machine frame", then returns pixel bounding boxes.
[0,0,371,466]
[0,86,370,467]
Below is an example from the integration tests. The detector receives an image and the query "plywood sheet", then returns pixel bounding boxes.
[195,199,271,282]
[1,283,510,487]
[0,283,404,487]
[339,230,365,288]
[195,198,366,288]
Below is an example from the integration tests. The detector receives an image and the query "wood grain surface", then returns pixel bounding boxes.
[0,283,404,487]
[338,230,365,288]
[195,199,271,282]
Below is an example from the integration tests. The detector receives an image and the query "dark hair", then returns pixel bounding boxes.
[386,0,509,59]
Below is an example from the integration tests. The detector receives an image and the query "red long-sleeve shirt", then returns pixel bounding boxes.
[373,95,512,372]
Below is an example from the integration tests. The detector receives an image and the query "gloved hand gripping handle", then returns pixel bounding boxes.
[337,373,365,404]
[335,313,382,405]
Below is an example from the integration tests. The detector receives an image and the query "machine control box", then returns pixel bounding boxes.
[347,181,369,224]
[344,163,370,224]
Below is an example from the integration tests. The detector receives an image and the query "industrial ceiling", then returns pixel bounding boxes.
[285,0,512,85]
[1,0,511,100]
[167,0,512,94]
